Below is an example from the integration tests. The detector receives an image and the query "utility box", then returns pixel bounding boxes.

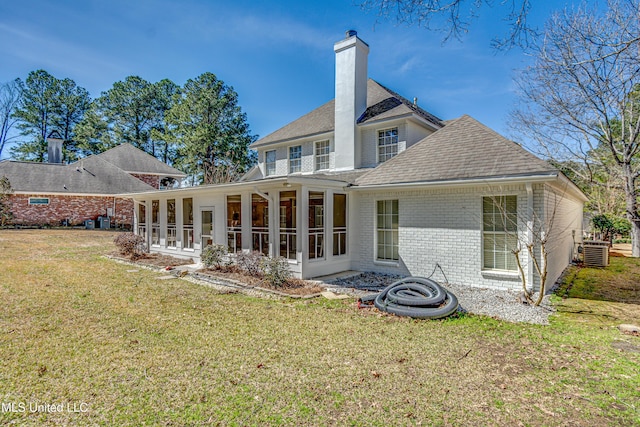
[97,216,111,229]
[583,241,610,267]
[85,219,95,230]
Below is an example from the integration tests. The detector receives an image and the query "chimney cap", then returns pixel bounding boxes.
[346,29,357,38]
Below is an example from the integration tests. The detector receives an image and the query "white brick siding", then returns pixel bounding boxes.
[352,185,552,291]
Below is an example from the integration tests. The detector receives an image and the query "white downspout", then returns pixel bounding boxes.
[526,183,534,291]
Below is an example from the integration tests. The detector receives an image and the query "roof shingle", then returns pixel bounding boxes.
[354,115,557,187]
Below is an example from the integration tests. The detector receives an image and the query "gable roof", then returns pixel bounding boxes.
[354,115,557,187]
[97,143,186,177]
[0,156,156,195]
[250,79,442,148]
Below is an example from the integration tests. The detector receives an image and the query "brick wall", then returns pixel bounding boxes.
[130,173,160,189]
[10,194,133,227]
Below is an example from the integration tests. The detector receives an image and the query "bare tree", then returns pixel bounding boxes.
[511,0,640,256]
[358,0,536,49]
[0,79,23,159]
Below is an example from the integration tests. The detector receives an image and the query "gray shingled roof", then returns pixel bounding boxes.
[97,143,186,177]
[355,115,557,187]
[251,79,442,148]
[0,156,156,194]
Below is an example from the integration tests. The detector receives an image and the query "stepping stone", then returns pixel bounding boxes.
[157,275,177,280]
[321,291,351,300]
[126,269,140,273]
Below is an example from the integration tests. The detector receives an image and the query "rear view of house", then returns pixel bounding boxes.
[128,31,586,291]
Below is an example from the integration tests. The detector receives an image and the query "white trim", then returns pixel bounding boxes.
[352,173,560,191]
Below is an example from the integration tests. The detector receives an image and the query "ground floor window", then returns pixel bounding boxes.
[151,199,160,245]
[28,197,49,205]
[182,197,194,249]
[166,199,176,248]
[333,193,347,256]
[252,193,269,255]
[376,199,398,261]
[137,203,147,240]
[279,190,297,259]
[483,196,518,271]
[308,192,324,259]
[227,195,242,253]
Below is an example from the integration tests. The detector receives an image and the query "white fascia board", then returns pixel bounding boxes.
[12,191,122,197]
[349,173,560,192]
[358,112,442,131]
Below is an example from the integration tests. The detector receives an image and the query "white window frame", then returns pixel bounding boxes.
[375,199,399,262]
[314,140,330,171]
[28,197,49,205]
[265,150,276,176]
[289,145,302,174]
[482,195,518,272]
[377,127,399,163]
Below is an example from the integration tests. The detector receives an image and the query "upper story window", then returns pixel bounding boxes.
[289,145,302,174]
[265,150,276,176]
[378,127,399,163]
[315,140,330,170]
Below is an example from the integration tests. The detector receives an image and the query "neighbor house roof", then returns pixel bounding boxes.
[354,115,558,187]
[97,143,186,177]
[251,79,443,148]
[0,156,157,195]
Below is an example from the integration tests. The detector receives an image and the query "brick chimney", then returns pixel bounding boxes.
[334,30,369,171]
[46,130,63,164]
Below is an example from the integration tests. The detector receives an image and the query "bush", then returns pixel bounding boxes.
[236,251,264,276]
[201,244,228,269]
[260,256,292,288]
[114,232,147,258]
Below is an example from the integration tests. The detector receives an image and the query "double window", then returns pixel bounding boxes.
[378,127,398,163]
[265,150,276,176]
[289,146,302,174]
[376,200,398,261]
[483,196,518,271]
[315,140,330,170]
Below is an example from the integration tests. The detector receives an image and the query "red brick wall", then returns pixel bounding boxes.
[131,173,160,189]
[10,194,134,227]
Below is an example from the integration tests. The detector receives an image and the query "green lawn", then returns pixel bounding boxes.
[0,230,639,426]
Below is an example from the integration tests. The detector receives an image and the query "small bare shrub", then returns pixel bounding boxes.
[201,244,228,269]
[236,251,264,276]
[114,232,147,258]
[261,256,292,288]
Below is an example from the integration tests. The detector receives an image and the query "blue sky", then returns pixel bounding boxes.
[1,0,568,160]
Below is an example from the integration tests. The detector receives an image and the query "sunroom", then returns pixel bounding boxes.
[129,176,353,279]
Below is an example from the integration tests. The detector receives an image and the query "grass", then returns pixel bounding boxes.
[0,230,639,426]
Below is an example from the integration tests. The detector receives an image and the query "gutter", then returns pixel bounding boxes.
[350,173,560,191]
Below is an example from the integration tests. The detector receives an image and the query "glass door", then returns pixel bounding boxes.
[201,209,213,248]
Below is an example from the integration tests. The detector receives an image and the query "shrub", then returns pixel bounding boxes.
[201,244,228,269]
[236,251,264,276]
[260,256,292,288]
[113,232,147,258]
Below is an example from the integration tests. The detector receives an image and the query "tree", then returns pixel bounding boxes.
[0,79,23,159]
[0,176,13,226]
[11,70,90,162]
[167,73,257,184]
[358,0,535,49]
[77,76,179,163]
[511,0,640,256]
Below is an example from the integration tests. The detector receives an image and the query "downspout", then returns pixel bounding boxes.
[526,183,534,291]
[253,187,274,257]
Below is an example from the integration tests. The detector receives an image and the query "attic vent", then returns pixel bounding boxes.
[583,241,610,267]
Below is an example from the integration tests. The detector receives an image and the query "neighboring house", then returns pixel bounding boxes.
[0,141,185,227]
[128,31,586,291]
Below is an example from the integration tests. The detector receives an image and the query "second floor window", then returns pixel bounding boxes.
[378,127,398,163]
[265,150,276,176]
[289,146,302,173]
[315,140,330,170]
